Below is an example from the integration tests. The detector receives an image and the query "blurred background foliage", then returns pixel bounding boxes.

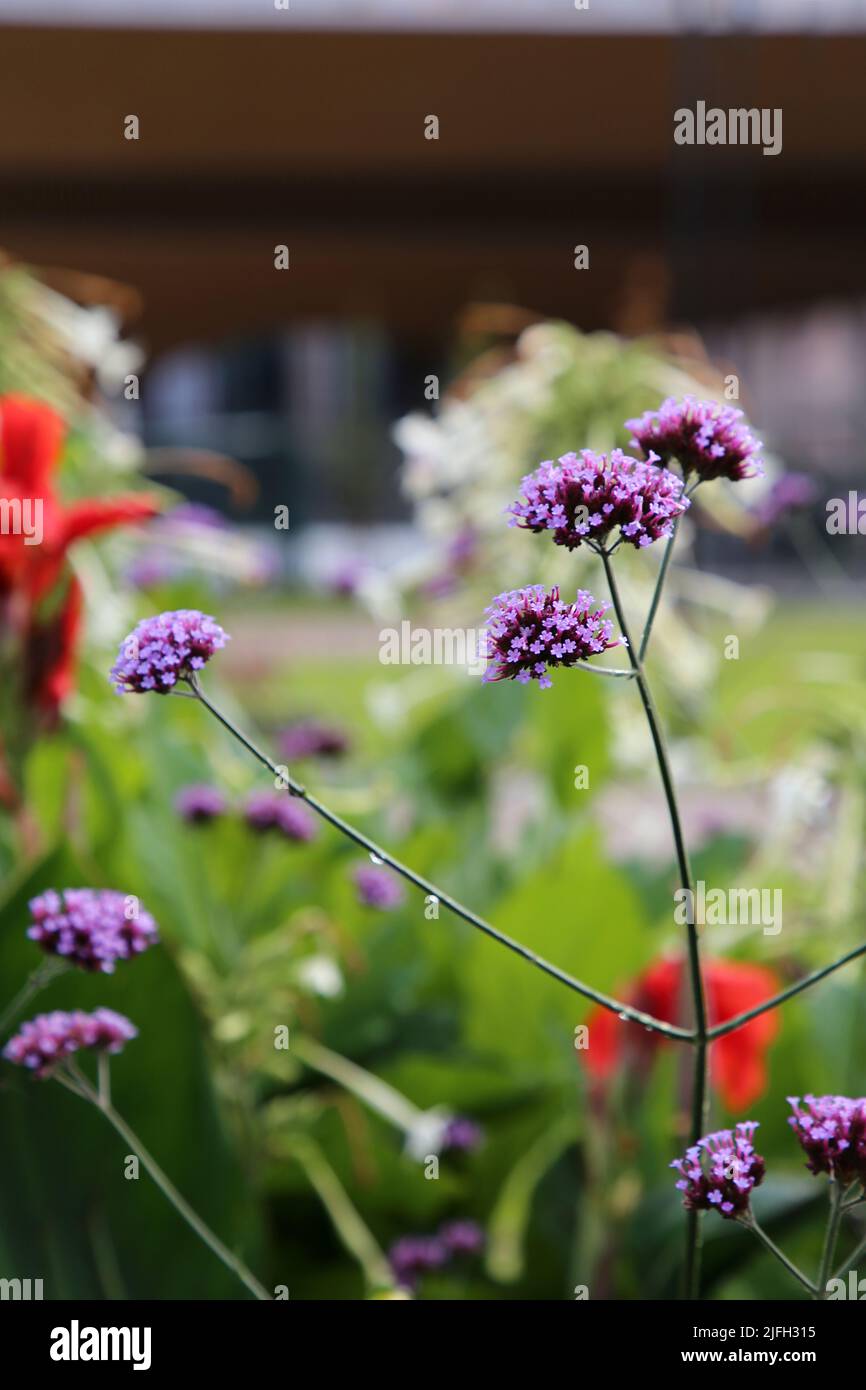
[1,259,865,1301]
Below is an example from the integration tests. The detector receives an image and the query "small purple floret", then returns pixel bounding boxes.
[3,1008,138,1078]
[627,396,763,482]
[670,1122,765,1219]
[110,609,229,694]
[26,888,159,973]
[509,448,688,550]
[483,584,621,690]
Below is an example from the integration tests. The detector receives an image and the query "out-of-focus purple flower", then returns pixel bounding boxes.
[443,1117,484,1152]
[439,1220,485,1256]
[111,610,229,693]
[278,720,350,761]
[175,784,227,824]
[423,526,478,598]
[3,1008,138,1078]
[353,862,404,910]
[330,559,366,598]
[483,585,621,690]
[627,397,763,482]
[787,1095,866,1186]
[26,888,159,973]
[753,473,817,528]
[243,791,318,842]
[670,1122,765,1219]
[388,1235,448,1291]
[509,449,688,550]
[128,505,280,591]
[354,856,405,911]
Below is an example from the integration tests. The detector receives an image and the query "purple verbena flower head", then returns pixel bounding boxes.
[353,862,404,910]
[175,784,227,824]
[439,1220,485,1257]
[787,1095,866,1186]
[443,1116,484,1153]
[243,791,317,842]
[110,610,229,694]
[670,1121,765,1219]
[483,585,621,690]
[388,1235,448,1291]
[508,448,688,550]
[3,1008,138,1078]
[26,888,159,973]
[627,396,763,483]
[278,721,350,761]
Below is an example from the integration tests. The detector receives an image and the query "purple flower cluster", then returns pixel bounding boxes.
[3,1008,138,1078]
[788,1095,866,1186]
[483,585,621,690]
[110,609,229,694]
[627,396,763,482]
[389,1220,484,1291]
[175,784,227,824]
[244,791,317,842]
[278,721,349,761]
[353,862,404,910]
[671,1122,766,1219]
[27,889,159,973]
[509,449,688,551]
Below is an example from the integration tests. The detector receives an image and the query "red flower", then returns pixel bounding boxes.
[1,394,159,718]
[583,955,780,1111]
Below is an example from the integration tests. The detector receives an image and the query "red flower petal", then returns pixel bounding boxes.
[0,394,64,494]
[60,494,160,550]
[580,954,780,1112]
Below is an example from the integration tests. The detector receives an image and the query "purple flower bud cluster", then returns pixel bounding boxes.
[111,609,229,694]
[353,862,404,910]
[627,396,763,482]
[670,1122,766,1219]
[388,1220,485,1291]
[175,784,227,823]
[243,791,318,842]
[278,721,350,761]
[788,1095,866,1186]
[3,1008,138,1078]
[483,585,621,690]
[509,449,688,551]
[27,889,159,973]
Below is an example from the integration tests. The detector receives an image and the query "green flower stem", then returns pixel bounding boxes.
[831,1221,866,1281]
[815,1181,845,1299]
[638,514,682,662]
[740,1215,818,1296]
[0,959,69,1037]
[63,1060,271,1302]
[706,942,866,1041]
[189,679,692,1043]
[292,1034,422,1133]
[600,547,708,1300]
[287,1135,395,1293]
[573,660,637,679]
